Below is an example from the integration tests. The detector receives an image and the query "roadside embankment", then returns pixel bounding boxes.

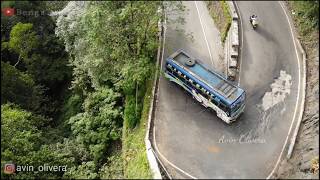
[206,1,240,81]
[276,1,319,179]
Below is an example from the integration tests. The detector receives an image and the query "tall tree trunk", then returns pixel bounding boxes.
[140,19,150,54]
[14,54,21,67]
[135,82,138,116]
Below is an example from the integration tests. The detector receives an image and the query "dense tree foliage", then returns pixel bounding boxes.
[1,61,46,113]
[1,104,75,179]
[55,1,159,92]
[55,1,165,129]
[69,88,123,164]
[1,1,71,96]
[8,23,39,67]
[1,1,184,178]
[1,1,73,179]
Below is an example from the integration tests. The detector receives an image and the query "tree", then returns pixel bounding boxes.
[1,104,76,179]
[68,88,122,164]
[98,154,124,179]
[1,104,47,156]
[55,1,186,132]
[25,37,71,92]
[64,161,98,179]
[1,61,46,113]
[55,1,185,91]
[55,1,161,92]
[9,23,39,67]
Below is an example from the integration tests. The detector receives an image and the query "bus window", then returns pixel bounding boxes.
[201,88,206,93]
[213,97,220,106]
[219,103,229,115]
[186,78,193,87]
[167,65,173,72]
[231,102,241,114]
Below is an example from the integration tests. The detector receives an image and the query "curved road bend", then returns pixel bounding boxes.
[153,1,302,178]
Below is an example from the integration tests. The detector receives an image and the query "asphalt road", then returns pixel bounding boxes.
[153,1,302,178]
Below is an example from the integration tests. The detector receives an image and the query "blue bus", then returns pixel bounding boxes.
[164,49,245,123]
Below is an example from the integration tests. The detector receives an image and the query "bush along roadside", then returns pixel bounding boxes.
[122,68,155,179]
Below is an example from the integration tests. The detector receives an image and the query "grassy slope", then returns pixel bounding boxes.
[122,75,154,179]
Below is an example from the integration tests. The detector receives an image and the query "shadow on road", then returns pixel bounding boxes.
[254,26,277,44]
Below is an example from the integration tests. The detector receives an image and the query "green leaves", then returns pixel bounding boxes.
[55,1,161,92]
[3,7,72,116]
[55,2,161,132]
[1,104,75,179]
[64,161,98,179]
[52,1,181,178]
[291,1,319,34]
[1,61,46,114]
[124,95,142,129]
[98,153,124,179]
[68,88,122,163]
[9,23,39,66]
[1,104,45,153]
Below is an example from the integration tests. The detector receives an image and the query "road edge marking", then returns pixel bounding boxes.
[194,1,214,69]
[266,1,305,179]
[145,8,166,179]
[287,38,306,159]
[153,126,198,179]
[152,5,198,179]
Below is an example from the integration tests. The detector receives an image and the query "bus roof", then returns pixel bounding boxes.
[167,49,244,106]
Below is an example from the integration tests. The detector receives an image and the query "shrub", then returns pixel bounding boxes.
[124,95,143,129]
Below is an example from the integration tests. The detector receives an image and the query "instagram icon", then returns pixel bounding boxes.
[4,163,15,174]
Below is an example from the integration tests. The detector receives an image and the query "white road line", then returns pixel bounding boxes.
[154,11,197,179]
[234,1,244,86]
[158,12,167,90]
[153,126,197,179]
[194,1,214,68]
[267,1,302,179]
[160,13,167,73]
